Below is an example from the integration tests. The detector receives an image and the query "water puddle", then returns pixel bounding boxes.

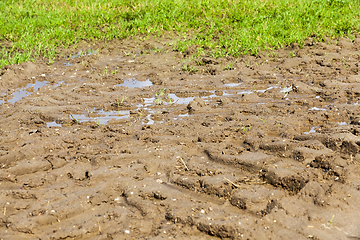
[0,81,48,106]
[64,62,74,67]
[224,83,241,87]
[238,86,277,95]
[47,121,62,127]
[304,126,319,134]
[309,107,326,111]
[173,113,190,120]
[238,90,255,94]
[346,100,359,105]
[144,93,194,106]
[69,49,97,59]
[53,81,64,88]
[168,94,194,105]
[280,86,293,93]
[70,110,130,125]
[338,122,347,126]
[143,97,155,107]
[141,111,164,125]
[143,114,155,125]
[117,79,153,88]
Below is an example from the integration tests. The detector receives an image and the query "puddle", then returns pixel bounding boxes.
[237,86,277,94]
[173,113,190,120]
[346,100,359,105]
[52,81,65,89]
[280,86,293,93]
[0,81,48,106]
[143,94,194,107]
[70,110,130,125]
[69,49,97,59]
[309,107,326,111]
[142,113,164,125]
[144,97,155,107]
[47,121,62,127]
[238,90,255,94]
[168,94,194,105]
[224,83,241,87]
[64,62,74,67]
[143,114,155,125]
[117,79,153,88]
[338,122,347,126]
[304,126,319,134]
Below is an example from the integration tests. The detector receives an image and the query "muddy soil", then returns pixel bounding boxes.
[1,35,360,240]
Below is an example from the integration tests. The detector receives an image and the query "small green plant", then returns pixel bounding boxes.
[289,51,295,58]
[224,62,234,70]
[154,46,161,53]
[236,123,251,132]
[111,67,119,74]
[70,114,80,124]
[155,88,166,105]
[181,64,198,74]
[115,96,127,107]
[138,110,143,121]
[168,95,173,104]
[330,215,335,224]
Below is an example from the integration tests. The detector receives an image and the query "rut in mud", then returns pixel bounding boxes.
[1,36,360,239]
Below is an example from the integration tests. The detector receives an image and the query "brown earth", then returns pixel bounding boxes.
[1,34,360,240]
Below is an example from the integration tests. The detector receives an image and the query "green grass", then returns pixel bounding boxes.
[1,0,360,68]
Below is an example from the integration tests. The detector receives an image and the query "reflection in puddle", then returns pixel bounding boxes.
[53,81,64,88]
[280,86,293,93]
[202,91,217,100]
[238,90,255,94]
[174,113,190,120]
[144,97,155,107]
[71,110,130,125]
[64,62,74,67]
[346,100,359,105]
[338,122,347,126]
[0,81,48,105]
[224,83,241,87]
[117,79,153,88]
[168,94,194,105]
[47,121,62,127]
[142,112,164,125]
[70,49,97,59]
[309,107,326,111]
[143,114,155,125]
[144,94,194,106]
[304,126,318,134]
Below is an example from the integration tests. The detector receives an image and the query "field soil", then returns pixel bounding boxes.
[1,35,360,240]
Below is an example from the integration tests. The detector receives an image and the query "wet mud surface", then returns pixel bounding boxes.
[1,35,360,239]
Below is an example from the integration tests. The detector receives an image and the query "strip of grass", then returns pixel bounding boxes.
[0,0,359,68]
